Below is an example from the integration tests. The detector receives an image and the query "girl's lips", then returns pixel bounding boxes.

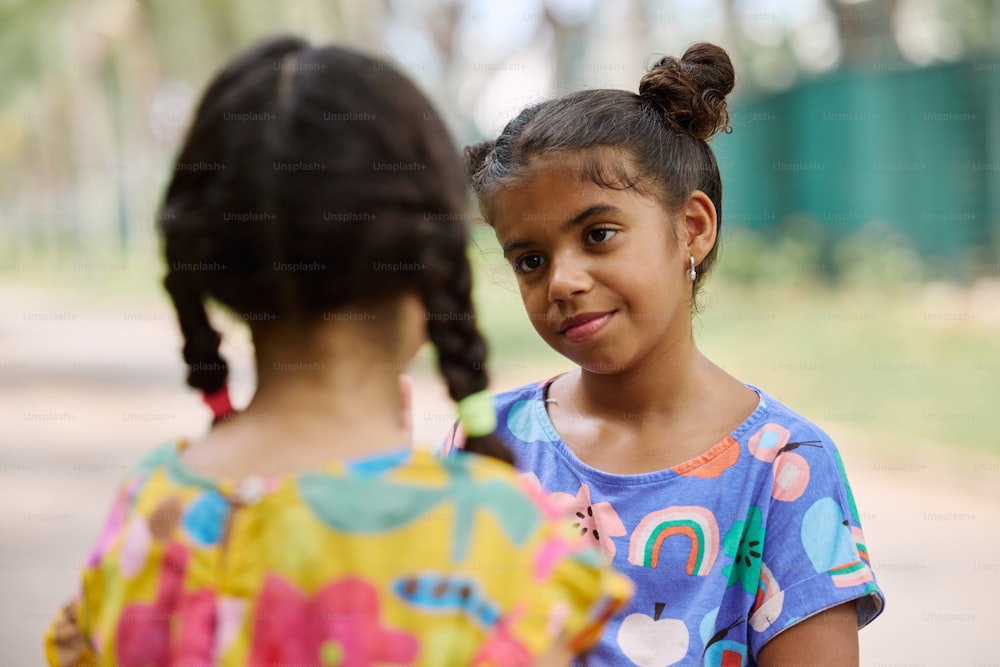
[560,312,614,343]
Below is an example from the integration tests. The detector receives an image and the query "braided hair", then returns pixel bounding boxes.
[158,36,512,463]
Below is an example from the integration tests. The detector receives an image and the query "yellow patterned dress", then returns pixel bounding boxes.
[44,441,632,666]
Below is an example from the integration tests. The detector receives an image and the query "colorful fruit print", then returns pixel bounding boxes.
[546,483,626,560]
[699,609,747,667]
[771,451,810,502]
[722,506,764,594]
[748,562,784,632]
[703,640,747,667]
[800,497,858,574]
[762,439,820,501]
[747,424,790,462]
[507,399,560,443]
[616,602,689,667]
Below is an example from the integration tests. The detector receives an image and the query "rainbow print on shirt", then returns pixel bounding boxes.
[628,506,719,576]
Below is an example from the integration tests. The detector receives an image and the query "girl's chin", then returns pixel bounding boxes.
[575,357,629,375]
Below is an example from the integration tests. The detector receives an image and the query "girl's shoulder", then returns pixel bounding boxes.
[493,376,552,403]
[490,375,556,422]
[127,440,184,477]
[738,385,838,446]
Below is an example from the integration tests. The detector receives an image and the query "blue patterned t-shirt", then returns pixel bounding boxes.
[440,377,884,666]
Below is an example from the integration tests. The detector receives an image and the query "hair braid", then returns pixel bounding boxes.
[421,222,513,465]
[162,270,230,418]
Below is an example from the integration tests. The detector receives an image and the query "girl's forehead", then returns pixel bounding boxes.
[494,153,654,211]
[492,169,602,228]
[523,148,639,185]
[491,167,672,242]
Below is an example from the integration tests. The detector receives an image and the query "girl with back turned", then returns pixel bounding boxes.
[44,36,631,667]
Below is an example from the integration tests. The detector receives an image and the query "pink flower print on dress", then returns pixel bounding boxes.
[471,607,533,667]
[116,541,188,667]
[249,574,419,667]
[546,484,626,561]
[174,589,217,667]
[116,541,216,667]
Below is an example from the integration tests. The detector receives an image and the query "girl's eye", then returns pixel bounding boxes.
[514,254,545,274]
[586,228,617,245]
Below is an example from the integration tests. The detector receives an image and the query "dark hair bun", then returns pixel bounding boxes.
[464,140,495,179]
[638,42,735,141]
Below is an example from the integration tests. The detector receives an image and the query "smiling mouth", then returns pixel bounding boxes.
[559,311,615,342]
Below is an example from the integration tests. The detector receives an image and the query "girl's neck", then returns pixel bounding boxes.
[244,338,405,437]
[183,300,421,479]
[547,338,758,475]
[572,336,710,421]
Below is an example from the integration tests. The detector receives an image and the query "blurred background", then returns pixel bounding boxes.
[2,0,998,664]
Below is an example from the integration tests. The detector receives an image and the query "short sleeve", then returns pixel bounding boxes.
[42,447,165,665]
[747,432,885,658]
[529,520,635,653]
[470,482,634,664]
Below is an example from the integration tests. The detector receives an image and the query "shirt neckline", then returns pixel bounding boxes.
[530,374,771,486]
[165,439,417,495]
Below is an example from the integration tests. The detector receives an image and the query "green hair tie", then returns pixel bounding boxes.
[457,389,497,437]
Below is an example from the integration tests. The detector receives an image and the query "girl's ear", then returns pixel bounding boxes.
[681,190,718,264]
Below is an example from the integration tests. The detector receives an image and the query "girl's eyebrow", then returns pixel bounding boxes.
[502,204,622,257]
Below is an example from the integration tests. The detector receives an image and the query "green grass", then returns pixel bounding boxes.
[695,284,998,456]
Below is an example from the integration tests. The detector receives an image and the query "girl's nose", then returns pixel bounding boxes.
[547,255,592,303]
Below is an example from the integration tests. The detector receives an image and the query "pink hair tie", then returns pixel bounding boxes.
[202,386,235,421]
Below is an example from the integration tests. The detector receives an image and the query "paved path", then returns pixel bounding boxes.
[1,284,996,665]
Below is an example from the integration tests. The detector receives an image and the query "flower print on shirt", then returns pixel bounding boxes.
[546,483,626,560]
[722,506,765,595]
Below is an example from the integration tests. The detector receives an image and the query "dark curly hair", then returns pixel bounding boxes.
[465,42,735,301]
[158,36,512,464]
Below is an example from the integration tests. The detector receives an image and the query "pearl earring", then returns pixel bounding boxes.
[688,255,697,281]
